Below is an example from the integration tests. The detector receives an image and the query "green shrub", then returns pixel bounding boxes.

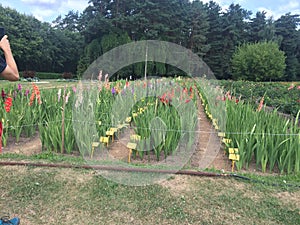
[231,41,286,81]
[35,72,62,79]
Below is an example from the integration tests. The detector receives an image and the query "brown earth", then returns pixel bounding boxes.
[1,132,42,156]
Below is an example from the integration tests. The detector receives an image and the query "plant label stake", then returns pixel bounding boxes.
[106,130,115,142]
[127,142,137,163]
[228,148,240,172]
[100,136,109,147]
[91,142,100,159]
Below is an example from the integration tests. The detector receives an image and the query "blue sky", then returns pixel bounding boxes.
[0,0,300,23]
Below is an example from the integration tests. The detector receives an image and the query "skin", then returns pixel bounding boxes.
[0,35,19,81]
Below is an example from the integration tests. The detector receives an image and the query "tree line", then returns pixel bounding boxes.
[0,0,300,81]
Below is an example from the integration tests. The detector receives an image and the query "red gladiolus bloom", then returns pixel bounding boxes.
[29,83,42,106]
[4,96,12,112]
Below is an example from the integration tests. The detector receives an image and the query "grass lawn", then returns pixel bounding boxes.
[0,160,299,225]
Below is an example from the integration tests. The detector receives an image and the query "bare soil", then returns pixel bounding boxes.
[1,132,42,156]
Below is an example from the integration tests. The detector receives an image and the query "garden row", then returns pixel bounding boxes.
[198,79,300,174]
[0,78,198,163]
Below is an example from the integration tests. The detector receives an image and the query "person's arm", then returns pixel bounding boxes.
[0,35,19,81]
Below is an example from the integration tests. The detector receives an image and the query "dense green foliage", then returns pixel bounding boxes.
[218,80,300,117]
[0,1,300,80]
[231,42,286,81]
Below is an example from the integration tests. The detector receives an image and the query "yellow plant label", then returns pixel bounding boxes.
[100,136,109,143]
[110,127,118,132]
[229,154,240,161]
[92,142,100,147]
[131,134,141,141]
[229,148,239,154]
[127,142,137,150]
[106,130,115,136]
[218,132,225,137]
[222,138,232,144]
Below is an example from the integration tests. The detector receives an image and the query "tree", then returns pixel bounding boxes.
[231,41,286,81]
[249,11,276,43]
[186,0,209,57]
[53,11,81,32]
[203,1,224,78]
[204,3,252,79]
[220,4,252,79]
[275,13,300,80]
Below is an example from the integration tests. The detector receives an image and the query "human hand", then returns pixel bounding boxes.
[0,35,12,53]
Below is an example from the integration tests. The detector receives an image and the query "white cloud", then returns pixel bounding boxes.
[22,0,57,3]
[257,0,300,20]
[19,0,89,22]
[60,0,89,14]
[277,0,300,16]
[21,0,62,9]
[257,7,278,19]
[278,0,299,11]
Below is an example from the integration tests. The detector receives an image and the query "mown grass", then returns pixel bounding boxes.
[0,160,299,225]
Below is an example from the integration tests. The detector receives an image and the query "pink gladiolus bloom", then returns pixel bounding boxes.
[225,91,232,100]
[257,96,264,112]
[18,84,22,91]
[25,89,30,97]
[297,86,300,90]
[288,84,295,90]
[72,86,77,93]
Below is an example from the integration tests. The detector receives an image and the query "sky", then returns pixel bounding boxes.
[0,0,300,23]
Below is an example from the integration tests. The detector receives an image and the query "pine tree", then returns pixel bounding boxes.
[275,13,300,80]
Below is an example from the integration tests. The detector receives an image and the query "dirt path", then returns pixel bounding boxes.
[1,132,42,156]
[106,97,232,171]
